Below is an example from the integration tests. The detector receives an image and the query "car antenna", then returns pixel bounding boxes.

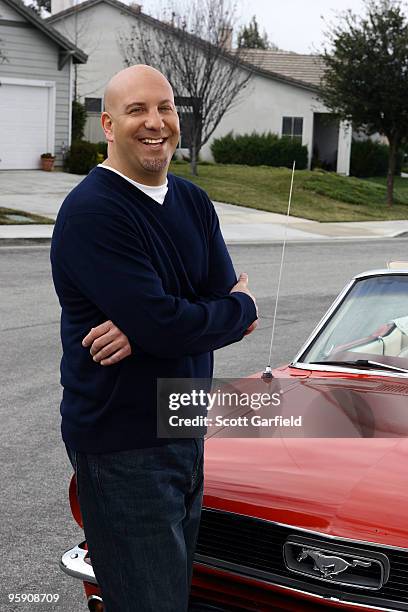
[262,160,296,382]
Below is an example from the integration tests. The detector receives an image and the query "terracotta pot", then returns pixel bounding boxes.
[41,157,55,171]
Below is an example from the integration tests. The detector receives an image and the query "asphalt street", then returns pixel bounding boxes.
[1,239,407,612]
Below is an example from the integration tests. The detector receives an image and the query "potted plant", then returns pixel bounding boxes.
[40,152,56,171]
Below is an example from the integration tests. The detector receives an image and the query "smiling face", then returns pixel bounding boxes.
[101,66,180,185]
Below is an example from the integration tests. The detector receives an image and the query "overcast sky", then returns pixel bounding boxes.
[145,0,407,55]
[236,0,367,53]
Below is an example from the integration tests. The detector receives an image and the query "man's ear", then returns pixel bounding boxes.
[101,112,114,143]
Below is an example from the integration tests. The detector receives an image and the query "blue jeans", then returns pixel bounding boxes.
[66,439,204,612]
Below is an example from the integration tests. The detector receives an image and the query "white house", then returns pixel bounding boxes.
[46,0,352,174]
[0,0,87,169]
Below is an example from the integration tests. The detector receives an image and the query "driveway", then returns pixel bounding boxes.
[0,170,83,219]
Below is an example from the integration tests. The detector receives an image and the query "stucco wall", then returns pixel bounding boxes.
[201,72,327,168]
[49,2,142,100]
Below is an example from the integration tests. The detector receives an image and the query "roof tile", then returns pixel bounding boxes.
[238,50,326,88]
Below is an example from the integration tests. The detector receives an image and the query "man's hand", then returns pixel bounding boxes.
[230,272,258,336]
[244,321,257,336]
[230,272,258,314]
[82,320,132,366]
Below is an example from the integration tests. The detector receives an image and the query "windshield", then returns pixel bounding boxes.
[300,274,408,369]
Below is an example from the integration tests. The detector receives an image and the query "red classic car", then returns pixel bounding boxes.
[61,267,408,611]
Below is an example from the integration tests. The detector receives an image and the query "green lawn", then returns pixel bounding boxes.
[363,175,408,196]
[170,162,408,222]
[0,207,54,225]
[2,164,407,224]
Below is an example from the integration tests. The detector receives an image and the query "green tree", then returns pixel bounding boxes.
[320,0,408,206]
[71,100,87,142]
[27,0,51,15]
[237,15,271,49]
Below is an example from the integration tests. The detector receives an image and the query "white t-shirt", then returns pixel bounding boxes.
[98,164,168,204]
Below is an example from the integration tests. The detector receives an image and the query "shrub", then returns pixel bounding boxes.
[210,131,308,169]
[96,141,108,159]
[71,100,87,142]
[64,141,99,175]
[350,139,402,177]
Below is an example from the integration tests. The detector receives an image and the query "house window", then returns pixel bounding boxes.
[178,112,194,148]
[85,97,103,112]
[282,116,303,142]
[175,96,199,149]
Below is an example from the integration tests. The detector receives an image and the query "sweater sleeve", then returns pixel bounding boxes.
[202,198,239,299]
[59,213,257,359]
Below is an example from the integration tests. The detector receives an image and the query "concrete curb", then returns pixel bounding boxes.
[0,234,406,248]
[1,202,408,244]
[0,238,53,247]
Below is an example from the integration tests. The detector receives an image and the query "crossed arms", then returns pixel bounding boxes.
[83,273,257,366]
[57,206,257,364]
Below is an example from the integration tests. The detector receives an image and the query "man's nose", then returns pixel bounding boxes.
[144,109,164,130]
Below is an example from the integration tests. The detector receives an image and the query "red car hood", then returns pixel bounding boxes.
[204,375,408,548]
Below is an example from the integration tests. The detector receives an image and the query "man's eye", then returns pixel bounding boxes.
[159,106,172,112]
[130,108,143,113]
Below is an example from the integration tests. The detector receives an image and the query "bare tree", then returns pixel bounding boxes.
[118,0,253,175]
[71,17,103,101]
[51,11,102,101]
[0,42,6,64]
[27,0,51,16]
[0,10,8,63]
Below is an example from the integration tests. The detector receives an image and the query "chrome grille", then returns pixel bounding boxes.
[195,508,408,611]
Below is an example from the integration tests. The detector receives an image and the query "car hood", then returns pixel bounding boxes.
[204,375,408,548]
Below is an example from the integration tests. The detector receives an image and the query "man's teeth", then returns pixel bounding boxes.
[142,138,164,144]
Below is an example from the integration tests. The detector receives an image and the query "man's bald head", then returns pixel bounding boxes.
[104,65,174,115]
[100,64,180,185]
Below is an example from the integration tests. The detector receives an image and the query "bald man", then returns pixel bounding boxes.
[51,65,257,612]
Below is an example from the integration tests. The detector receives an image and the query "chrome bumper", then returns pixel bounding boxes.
[60,542,97,584]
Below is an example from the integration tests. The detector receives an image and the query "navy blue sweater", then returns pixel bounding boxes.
[50,167,257,453]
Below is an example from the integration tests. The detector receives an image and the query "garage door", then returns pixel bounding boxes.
[0,79,54,170]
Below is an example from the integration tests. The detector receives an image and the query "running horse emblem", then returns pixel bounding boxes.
[297,548,372,578]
